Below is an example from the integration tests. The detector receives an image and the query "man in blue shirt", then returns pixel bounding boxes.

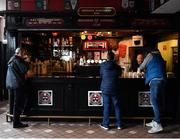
[100,51,122,130]
[138,48,166,133]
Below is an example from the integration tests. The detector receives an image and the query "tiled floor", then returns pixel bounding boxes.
[0,100,180,138]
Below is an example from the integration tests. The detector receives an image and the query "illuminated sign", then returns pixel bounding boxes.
[83,40,108,50]
[78,7,116,17]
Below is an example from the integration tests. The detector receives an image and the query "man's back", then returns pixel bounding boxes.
[6,55,28,89]
[100,60,121,94]
[144,51,166,85]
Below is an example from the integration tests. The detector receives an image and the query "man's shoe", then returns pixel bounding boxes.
[148,122,163,134]
[99,124,109,130]
[13,123,29,128]
[117,126,122,130]
[145,120,156,127]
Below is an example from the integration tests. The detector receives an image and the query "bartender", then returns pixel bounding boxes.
[130,53,144,72]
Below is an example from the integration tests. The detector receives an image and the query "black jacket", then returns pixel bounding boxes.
[100,60,122,94]
[6,55,29,89]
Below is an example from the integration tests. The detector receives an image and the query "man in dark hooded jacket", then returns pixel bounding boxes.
[6,47,29,128]
[99,51,122,130]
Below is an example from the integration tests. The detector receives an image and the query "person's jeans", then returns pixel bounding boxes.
[150,79,165,123]
[102,93,121,127]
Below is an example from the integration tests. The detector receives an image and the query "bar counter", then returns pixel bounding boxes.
[21,76,179,120]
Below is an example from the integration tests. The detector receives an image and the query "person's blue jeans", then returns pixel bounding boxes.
[102,93,121,127]
[150,79,165,123]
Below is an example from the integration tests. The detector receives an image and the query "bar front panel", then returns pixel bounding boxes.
[26,77,178,119]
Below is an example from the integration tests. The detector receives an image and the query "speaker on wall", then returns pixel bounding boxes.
[132,35,143,46]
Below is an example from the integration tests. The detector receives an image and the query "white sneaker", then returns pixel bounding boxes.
[117,126,122,130]
[99,124,109,130]
[145,120,156,127]
[148,122,163,134]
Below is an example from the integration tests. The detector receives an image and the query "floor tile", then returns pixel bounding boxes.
[0,100,180,138]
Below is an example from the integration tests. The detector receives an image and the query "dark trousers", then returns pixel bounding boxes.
[8,87,25,125]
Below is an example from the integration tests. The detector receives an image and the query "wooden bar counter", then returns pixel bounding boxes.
[19,76,178,120]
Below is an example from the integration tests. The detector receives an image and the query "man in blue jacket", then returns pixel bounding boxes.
[6,47,29,128]
[138,47,166,133]
[100,51,122,130]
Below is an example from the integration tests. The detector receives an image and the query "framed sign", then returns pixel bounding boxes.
[7,0,20,11]
[88,91,103,107]
[78,7,116,17]
[38,90,53,106]
[138,91,152,107]
[101,51,108,59]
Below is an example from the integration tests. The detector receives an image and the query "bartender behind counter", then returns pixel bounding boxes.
[130,53,144,72]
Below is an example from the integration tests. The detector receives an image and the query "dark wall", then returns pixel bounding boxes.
[6,31,17,61]
[176,32,180,123]
[0,41,8,101]
[0,42,2,101]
